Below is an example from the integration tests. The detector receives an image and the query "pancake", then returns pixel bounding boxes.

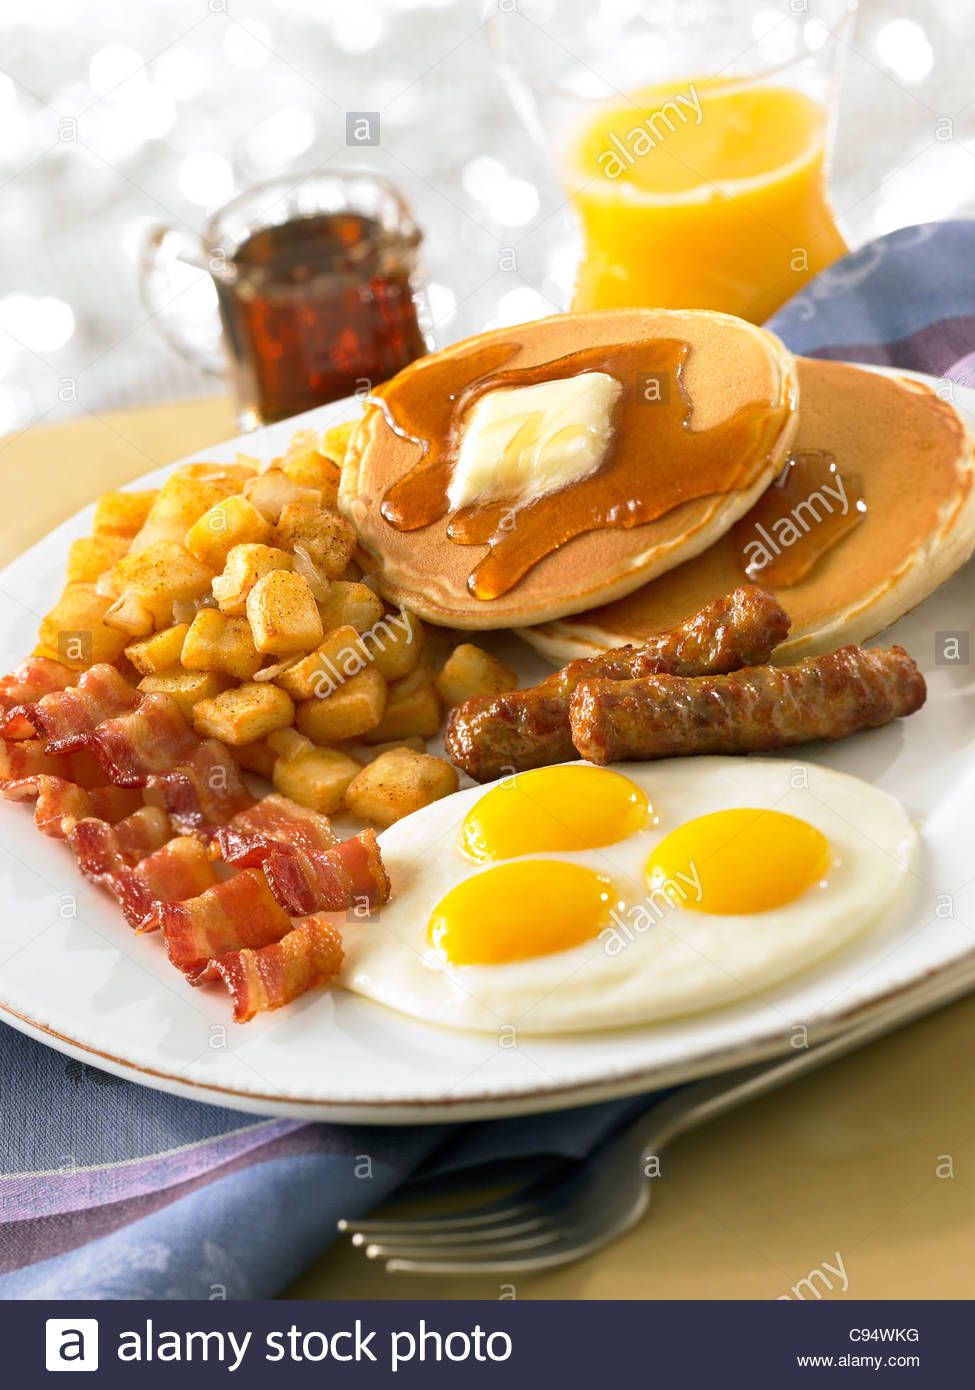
[339,309,798,628]
[526,359,975,663]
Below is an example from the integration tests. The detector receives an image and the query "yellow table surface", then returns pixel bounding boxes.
[3,397,973,1301]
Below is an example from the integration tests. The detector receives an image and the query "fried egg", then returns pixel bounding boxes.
[339,758,917,1033]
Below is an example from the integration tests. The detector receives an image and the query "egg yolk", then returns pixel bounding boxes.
[460,765,649,862]
[645,808,831,915]
[428,860,617,965]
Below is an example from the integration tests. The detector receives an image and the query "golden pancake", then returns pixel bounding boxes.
[339,309,798,628]
[526,359,975,663]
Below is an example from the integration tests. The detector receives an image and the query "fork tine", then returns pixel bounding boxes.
[338,1196,535,1240]
[363,1226,562,1263]
[350,1212,552,1251]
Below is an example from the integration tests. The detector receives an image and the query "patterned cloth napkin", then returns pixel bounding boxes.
[2,220,974,1300]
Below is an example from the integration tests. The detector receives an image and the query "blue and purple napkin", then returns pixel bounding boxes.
[2,220,974,1300]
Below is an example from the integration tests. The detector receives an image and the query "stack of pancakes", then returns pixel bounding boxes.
[339,309,975,661]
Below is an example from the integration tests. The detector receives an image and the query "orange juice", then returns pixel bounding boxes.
[565,79,846,322]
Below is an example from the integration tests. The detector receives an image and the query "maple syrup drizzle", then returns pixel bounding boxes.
[377,337,791,600]
[734,450,866,587]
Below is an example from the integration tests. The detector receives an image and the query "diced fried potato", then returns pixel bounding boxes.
[184,494,271,570]
[275,498,357,579]
[138,668,228,718]
[103,591,155,637]
[320,420,357,466]
[92,489,157,539]
[315,580,383,634]
[361,736,427,758]
[274,625,365,701]
[272,739,361,814]
[363,667,442,742]
[192,682,294,746]
[124,622,190,676]
[231,737,277,779]
[130,464,254,551]
[211,543,294,617]
[435,643,518,706]
[67,534,129,584]
[181,608,261,680]
[104,541,214,626]
[367,609,426,680]
[345,748,458,827]
[38,583,129,668]
[243,468,319,524]
[279,435,342,506]
[296,667,387,743]
[246,569,323,655]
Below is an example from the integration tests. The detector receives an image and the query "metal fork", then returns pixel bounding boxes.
[338,965,975,1274]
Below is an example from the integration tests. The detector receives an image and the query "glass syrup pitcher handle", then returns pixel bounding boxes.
[139,223,227,377]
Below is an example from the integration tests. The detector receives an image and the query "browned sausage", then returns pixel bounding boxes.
[569,645,926,765]
[444,585,790,781]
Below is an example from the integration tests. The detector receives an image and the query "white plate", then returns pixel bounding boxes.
[2,375,975,1124]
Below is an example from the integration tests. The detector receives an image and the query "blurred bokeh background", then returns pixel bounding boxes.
[1,0,973,436]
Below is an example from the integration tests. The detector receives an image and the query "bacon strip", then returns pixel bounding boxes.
[143,739,253,832]
[86,693,197,786]
[93,834,218,929]
[212,793,337,867]
[0,738,106,788]
[147,869,292,975]
[192,915,344,1023]
[0,657,78,738]
[2,775,143,838]
[17,664,139,753]
[69,806,173,877]
[260,829,389,916]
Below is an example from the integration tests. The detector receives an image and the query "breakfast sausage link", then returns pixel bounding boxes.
[569,645,926,765]
[444,585,790,781]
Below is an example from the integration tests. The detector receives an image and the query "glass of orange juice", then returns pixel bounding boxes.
[489,0,856,323]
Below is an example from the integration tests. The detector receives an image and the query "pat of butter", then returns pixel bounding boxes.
[447,371,622,512]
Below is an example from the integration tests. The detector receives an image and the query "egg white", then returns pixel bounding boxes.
[338,757,917,1034]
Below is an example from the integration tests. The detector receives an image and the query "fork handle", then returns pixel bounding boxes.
[634,961,975,1157]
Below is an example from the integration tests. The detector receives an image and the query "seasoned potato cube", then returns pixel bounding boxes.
[138,668,228,718]
[280,434,342,506]
[296,667,387,743]
[192,682,294,746]
[67,534,129,584]
[346,748,458,827]
[184,494,271,570]
[124,622,190,676]
[363,667,442,743]
[181,608,261,680]
[274,625,366,701]
[231,737,277,779]
[320,420,357,465]
[275,498,356,579]
[367,609,425,680]
[130,464,253,551]
[103,591,155,637]
[38,583,129,668]
[211,543,294,617]
[246,569,323,655]
[315,580,383,634]
[104,541,214,626]
[92,489,157,539]
[243,468,319,524]
[435,643,518,706]
[272,739,361,815]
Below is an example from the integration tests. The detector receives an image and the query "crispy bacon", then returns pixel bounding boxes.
[2,775,144,838]
[0,738,106,788]
[86,693,197,786]
[212,793,337,867]
[0,657,78,738]
[143,738,253,832]
[193,915,344,1023]
[95,834,218,928]
[69,806,173,877]
[148,869,292,975]
[260,829,389,917]
[18,664,138,753]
